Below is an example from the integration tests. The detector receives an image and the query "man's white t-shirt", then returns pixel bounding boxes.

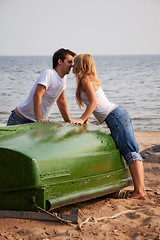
[17,69,66,121]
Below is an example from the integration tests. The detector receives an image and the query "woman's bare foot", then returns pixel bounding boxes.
[129,190,146,199]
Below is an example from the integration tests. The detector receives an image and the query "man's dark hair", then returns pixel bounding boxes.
[52,48,76,69]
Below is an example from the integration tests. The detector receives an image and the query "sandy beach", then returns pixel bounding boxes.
[0,130,160,240]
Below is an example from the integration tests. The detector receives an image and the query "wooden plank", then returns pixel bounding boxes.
[0,210,58,222]
[0,208,84,224]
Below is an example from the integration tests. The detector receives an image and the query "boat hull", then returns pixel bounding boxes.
[0,122,132,211]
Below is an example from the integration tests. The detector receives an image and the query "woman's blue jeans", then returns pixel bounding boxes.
[105,105,142,165]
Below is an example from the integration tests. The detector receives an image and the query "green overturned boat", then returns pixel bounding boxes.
[0,122,132,211]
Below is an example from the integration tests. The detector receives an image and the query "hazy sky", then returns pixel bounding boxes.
[0,0,160,56]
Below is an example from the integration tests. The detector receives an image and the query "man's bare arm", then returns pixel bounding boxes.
[56,90,71,122]
[33,84,50,122]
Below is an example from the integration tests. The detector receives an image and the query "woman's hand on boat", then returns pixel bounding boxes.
[71,119,84,125]
[37,119,51,122]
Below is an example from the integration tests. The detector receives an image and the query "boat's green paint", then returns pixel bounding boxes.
[0,122,132,211]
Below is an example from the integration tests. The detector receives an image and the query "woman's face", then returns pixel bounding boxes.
[72,57,81,75]
[72,62,76,74]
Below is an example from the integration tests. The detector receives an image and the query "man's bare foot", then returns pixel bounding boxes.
[129,190,146,199]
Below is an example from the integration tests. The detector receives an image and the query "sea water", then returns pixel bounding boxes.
[0,55,159,131]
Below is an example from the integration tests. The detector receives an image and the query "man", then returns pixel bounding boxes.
[7,48,76,125]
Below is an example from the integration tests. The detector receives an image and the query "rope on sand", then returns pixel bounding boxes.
[78,209,136,230]
[35,203,75,226]
[34,199,137,230]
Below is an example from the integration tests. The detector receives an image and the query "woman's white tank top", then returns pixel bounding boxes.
[81,87,115,123]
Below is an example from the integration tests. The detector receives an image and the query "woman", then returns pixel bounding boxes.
[72,54,146,199]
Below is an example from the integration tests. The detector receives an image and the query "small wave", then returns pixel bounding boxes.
[13,70,24,73]
[0,111,9,114]
[132,117,157,120]
[34,71,42,74]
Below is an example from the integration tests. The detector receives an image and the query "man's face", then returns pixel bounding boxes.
[61,54,74,75]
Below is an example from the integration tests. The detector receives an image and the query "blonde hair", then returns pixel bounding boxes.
[74,54,101,107]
